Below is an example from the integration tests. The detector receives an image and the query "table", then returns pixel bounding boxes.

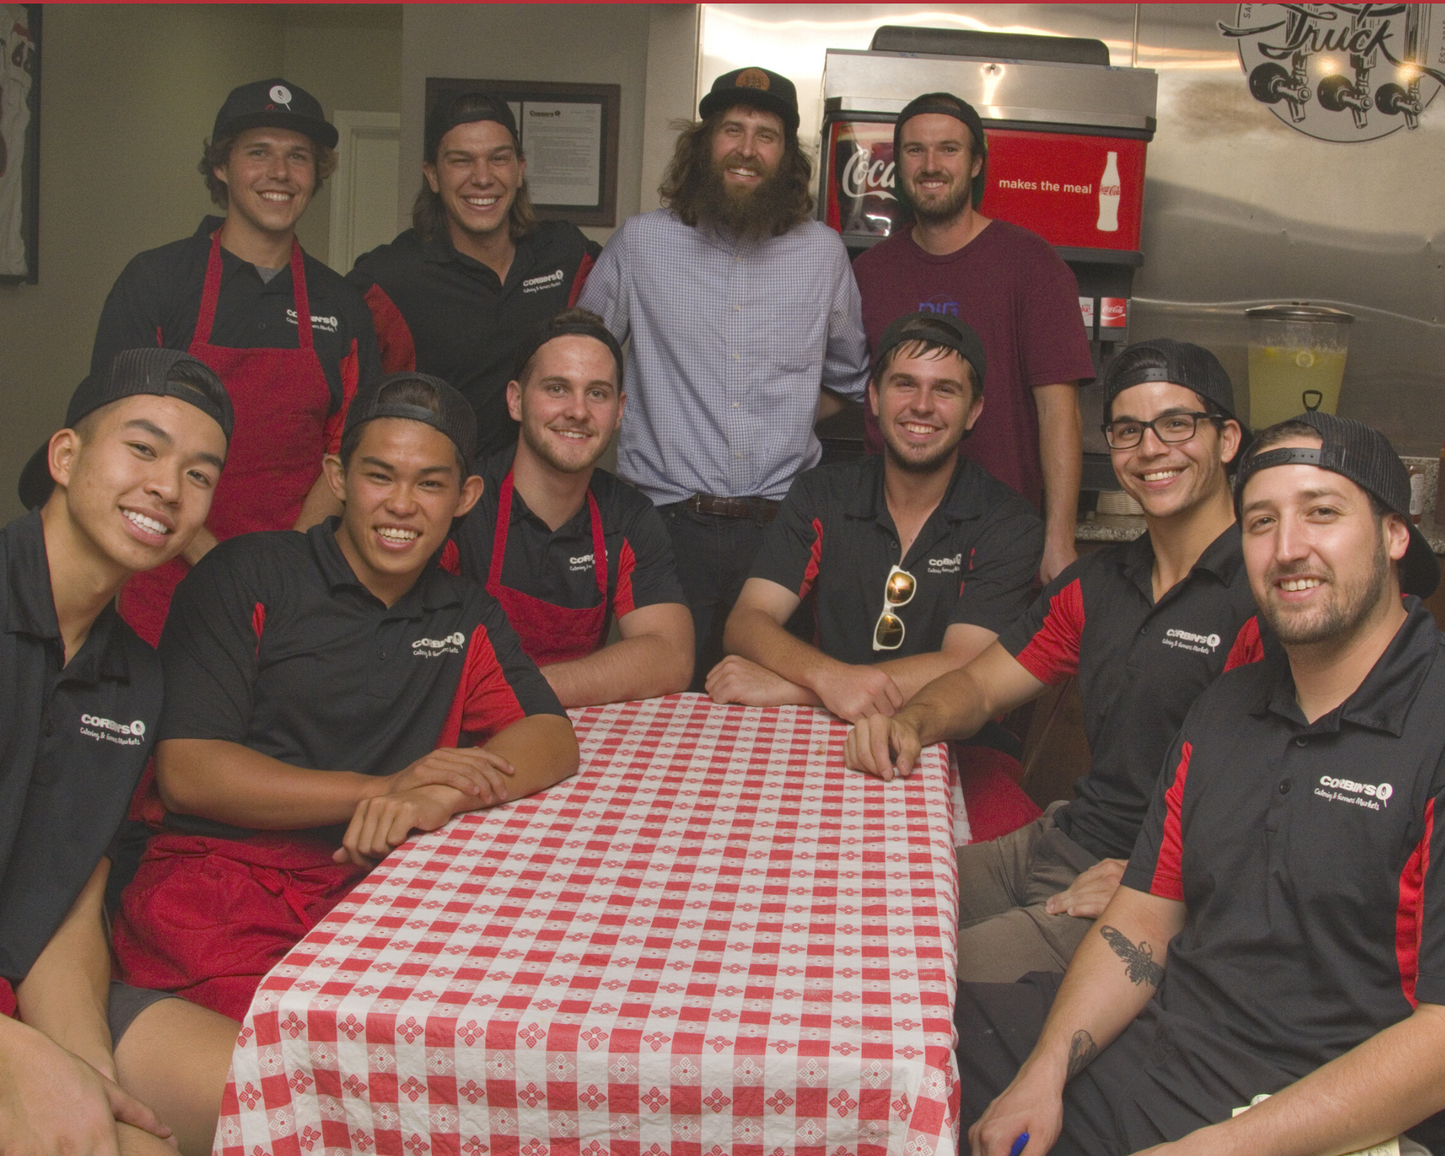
[214,695,960,1156]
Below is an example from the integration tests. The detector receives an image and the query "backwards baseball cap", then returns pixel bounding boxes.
[1236,410,1439,598]
[1102,339,1241,423]
[872,312,986,392]
[424,91,520,161]
[700,67,800,136]
[212,78,337,150]
[513,308,626,391]
[342,372,478,466]
[18,349,234,510]
[893,92,989,210]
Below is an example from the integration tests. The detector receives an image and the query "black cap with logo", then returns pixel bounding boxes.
[342,372,479,465]
[18,349,234,510]
[212,78,338,150]
[893,92,989,210]
[1237,410,1439,598]
[700,67,800,136]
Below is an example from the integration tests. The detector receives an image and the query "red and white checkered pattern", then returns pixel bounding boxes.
[215,696,960,1156]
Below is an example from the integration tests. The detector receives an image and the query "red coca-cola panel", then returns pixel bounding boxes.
[825,118,1147,252]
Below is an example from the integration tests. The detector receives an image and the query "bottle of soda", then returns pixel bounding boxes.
[1097,151,1121,233]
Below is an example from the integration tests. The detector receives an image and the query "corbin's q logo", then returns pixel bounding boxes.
[840,150,897,202]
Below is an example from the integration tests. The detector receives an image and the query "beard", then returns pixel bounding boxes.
[907,171,972,226]
[878,421,964,476]
[693,152,801,241]
[519,418,604,476]
[1261,532,1391,647]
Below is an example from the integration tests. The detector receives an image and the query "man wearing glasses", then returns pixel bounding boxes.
[706,312,1041,722]
[847,340,1263,983]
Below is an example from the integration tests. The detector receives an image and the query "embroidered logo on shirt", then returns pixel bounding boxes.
[569,552,595,572]
[927,553,962,574]
[522,269,565,294]
[79,714,147,746]
[412,631,466,658]
[286,308,339,333]
[1316,775,1393,810]
[1162,628,1221,654]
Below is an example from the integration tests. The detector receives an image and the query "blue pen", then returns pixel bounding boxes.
[1008,1134,1030,1156]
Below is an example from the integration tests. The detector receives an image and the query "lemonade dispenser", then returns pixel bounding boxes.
[1245,304,1354,429]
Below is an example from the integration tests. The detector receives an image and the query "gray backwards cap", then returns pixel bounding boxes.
[1236,409,1439,598]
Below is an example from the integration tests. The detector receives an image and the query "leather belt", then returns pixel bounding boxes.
[684,493,781,521]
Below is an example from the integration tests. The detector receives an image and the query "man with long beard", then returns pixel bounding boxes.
[707,312,1040,723]
[580,67,870,689]
[853,92,1093,585]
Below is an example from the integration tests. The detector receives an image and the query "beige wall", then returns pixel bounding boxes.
[0,4,401,522]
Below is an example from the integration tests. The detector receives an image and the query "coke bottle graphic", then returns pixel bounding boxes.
[1096,150,1121,233]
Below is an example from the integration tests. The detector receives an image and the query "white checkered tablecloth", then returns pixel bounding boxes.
[214,695,960,1156]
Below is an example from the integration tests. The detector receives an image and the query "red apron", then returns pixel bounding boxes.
[112,832,364,1022]
[119,232,333,646]
[486,470,609,666]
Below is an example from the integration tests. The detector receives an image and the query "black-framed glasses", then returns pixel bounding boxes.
[1102,411,1221,450]
[872,565,916,651]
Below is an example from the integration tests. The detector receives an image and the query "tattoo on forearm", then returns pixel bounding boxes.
[1100,925,1164,987]
[1066,1029,1097,1079]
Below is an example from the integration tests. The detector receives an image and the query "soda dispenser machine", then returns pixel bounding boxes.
[819,28,1158,481]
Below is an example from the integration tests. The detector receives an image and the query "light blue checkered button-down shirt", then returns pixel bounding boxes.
[579,210,870,505]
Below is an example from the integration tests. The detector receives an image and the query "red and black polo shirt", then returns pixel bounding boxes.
[749,455,1043,665]
[347,221,600,455]
[157,520,563,839]
[1125,600,1445,1077]
[0,511,161,982]
[998,524,1263,860]
[446,448,686,634]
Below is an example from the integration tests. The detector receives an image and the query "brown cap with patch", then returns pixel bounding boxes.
[699,66,800,136]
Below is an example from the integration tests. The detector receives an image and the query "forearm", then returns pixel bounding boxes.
[1035,383,1082,574]
[14,861,115,1078]
[542,612,693,707]
[724,604,848,697]
[877,626,997,702]
[156,738,386,829]
[294,469,342,532]
[816,389,849,422]
[479,714,578,800]
[1154,1004,1445,1156]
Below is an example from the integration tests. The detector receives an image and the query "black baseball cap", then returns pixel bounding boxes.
[700,67,800,136]
[18,349,234,510]
[514,308,626,391]
[212,78,337,150]
[872,312,986,393]
[424,91,519,161]
[1236,410,1439,598]
[1102,339,1241,422]
[893,92,989,210]
[342,372,478,466]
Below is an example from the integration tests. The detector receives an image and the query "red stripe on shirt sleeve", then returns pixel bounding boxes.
[364,283,417,373]
[1223,616,1264,671]
[436,623,529,748]
[1013,578,1085,684]
[568,252,596,307]
[438,539,461,576]
[251,601,266,660]
[798,518,824,601]
[323,339,362,454]
[1397,797,1433,1009]
[1150,740,1191,901]
[615,539,638,619]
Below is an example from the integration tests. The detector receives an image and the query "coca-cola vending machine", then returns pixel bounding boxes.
[820,29,1158,474]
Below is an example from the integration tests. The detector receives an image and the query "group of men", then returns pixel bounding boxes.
[5,58,1445,1156]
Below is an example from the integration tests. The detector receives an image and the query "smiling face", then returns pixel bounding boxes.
[709,105,785,197]
[1240,435,1408,647]
[424,119,524,249]
[325,418,482,606]
[897,113,979,225]
[509,334,623,477]
[869,343,982,475]
[1107,381,1240,521]
[215,127,317,242]
[46,394,227,579]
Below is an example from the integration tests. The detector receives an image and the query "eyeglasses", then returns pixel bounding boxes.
[1102,411,1221,450]
[872,565,916,651]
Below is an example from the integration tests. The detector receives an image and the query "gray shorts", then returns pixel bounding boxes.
[107,980,179,1044]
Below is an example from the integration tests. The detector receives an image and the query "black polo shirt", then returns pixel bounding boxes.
[999,525,1263,860]
[749,456,1042,665]
[91,216,382,425]
[0,512,161,982]
[1124,600,1445,1082]
[158,521,563,839]
[447,448,685,627]
[347,221,601,454]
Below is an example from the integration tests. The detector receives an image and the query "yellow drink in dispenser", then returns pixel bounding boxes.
[1245,305,1353,430]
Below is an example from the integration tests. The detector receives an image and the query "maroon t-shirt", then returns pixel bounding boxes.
[852,220,1094,509]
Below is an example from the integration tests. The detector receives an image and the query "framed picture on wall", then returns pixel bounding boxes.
[0,3,39,284]
[425,76,620,227]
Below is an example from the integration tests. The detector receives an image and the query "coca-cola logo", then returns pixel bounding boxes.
[1100,184,1121,196]
[840,150,897,201]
